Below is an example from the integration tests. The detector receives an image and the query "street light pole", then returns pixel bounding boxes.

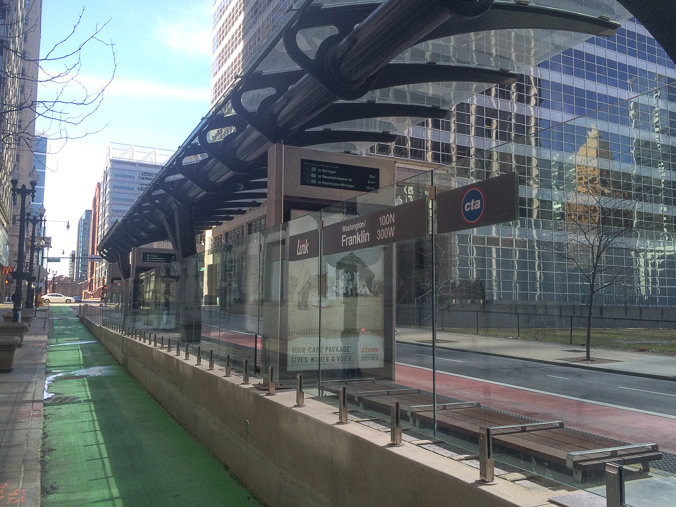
[25,206,45,309]
[34,239,46,316]
[10,166,38,323]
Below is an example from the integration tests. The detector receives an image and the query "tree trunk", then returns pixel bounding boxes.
[585,300,593,361]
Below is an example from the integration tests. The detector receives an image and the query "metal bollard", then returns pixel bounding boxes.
[242,359,250,384]
[208,350,214,370]
[196,346,202,365]
[167,338,171,352]
[225,354,231,377]
[390,401,403,446]
[267,366,275,396]
[295,374,305,407]
[184,343,189,360]
[478,427,495,483]
[175,340,181,356]
[338,386,348,424]
[605,463,625,507]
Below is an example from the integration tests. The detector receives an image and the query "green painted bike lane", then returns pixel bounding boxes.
[42,306,261,507]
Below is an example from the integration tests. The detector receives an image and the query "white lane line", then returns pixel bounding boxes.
[415,354,462,363]
[397,362,676,420]
[618,386,676,398]
[547,375,570,380]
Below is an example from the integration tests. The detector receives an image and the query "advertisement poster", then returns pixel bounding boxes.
[286,230,386,372]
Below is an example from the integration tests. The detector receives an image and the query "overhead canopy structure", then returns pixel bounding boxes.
[99,0,650,267]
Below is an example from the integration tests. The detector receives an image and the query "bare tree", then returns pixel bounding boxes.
[557,191,636,361]
[1,5,117,155]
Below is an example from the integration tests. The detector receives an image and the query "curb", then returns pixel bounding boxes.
[400,340,676,382]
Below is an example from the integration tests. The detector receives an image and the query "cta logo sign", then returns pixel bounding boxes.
[461,187,484,224]
[437,172,518,234]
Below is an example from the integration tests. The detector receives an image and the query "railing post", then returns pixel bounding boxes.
[295,374,305,407]
[242,359,250,385]
[479,426,495,483]
[605,463,625,507]
[254,334,259,374]
[225,354,231,377]
[208,350,214,370]
[570,315,574,345]
[153,334,157,347]
[267,366,275,396]
[175,340,181,356]
[196,346,202,365]
[184,343,189,360]
[390,401,402,446]
[166,338,170,352]
[476,311,479,335]
[160,336,164,349]
[338,386,348,424]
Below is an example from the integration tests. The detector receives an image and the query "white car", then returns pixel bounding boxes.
[42,293,75,304]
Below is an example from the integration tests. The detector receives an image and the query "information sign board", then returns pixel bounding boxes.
[300,159,379,192]
[142,252,177,263]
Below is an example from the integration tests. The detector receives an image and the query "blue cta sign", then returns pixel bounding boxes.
[461,187,484,224]
[437,172,518,234]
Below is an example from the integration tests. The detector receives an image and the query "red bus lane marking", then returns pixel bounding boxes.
[396,363,676,454]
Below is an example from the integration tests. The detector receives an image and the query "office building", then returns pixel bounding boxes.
[76,210,91,281]
[2,0,42,268]
[91,143,173,296]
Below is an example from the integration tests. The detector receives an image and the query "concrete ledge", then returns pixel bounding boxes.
[82,318,562,507]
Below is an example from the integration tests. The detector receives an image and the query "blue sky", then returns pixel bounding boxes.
[38,0,212,264]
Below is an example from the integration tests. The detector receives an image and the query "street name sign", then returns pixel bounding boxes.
[323,198,428,255]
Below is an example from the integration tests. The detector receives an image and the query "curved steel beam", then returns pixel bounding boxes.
[302,103,448,130]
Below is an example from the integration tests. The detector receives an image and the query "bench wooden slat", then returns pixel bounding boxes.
[318,381,662,474]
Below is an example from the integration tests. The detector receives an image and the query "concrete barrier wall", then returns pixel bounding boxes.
[82,318,558,507]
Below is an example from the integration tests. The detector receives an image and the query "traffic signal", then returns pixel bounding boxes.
[70,252,76,263]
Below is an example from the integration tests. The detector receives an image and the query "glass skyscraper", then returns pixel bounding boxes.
[364,15,676,306]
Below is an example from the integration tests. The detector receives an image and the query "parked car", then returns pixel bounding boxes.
[72,296,82,303]
[42,293,75,304]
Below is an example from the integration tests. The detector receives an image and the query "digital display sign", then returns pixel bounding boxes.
[300,159,379,193]
[142,252,177,263]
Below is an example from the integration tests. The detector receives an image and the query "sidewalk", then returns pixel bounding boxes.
[0,305,48,506]
[396,328,676,381]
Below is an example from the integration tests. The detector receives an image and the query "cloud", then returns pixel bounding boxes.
[108,77,210,102]
[38,69,210,102]
[156,1,212,57]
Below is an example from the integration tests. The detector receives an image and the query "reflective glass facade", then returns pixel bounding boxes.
[368,17,676,306]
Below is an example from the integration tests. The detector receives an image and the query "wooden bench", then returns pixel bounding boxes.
[322,380,662,481]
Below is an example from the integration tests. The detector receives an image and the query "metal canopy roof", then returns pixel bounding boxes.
[98,0,630,265]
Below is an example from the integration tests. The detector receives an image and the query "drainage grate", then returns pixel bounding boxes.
[44,396,80,404]
[653,451,676,474]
